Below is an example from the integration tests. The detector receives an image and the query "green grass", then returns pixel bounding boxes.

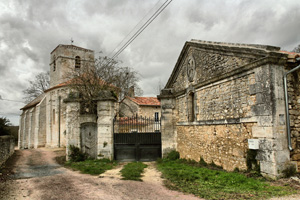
[157,159,297,200]
[120,162,147,181]
[65,158,117,175]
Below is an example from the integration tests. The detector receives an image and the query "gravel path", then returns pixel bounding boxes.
[0,148,201,200]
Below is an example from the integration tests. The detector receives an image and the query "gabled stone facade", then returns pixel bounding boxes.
[159,39,300,178]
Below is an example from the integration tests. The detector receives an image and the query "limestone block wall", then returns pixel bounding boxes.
[50,45,95,88]
[0,135,15,166]
[176,72,256,171]
[177,73,255,122]
[65,101,80,158]
[139,106,161,118]
[97,100,115,160]
[46,88,68,147]
[37,97,47,147]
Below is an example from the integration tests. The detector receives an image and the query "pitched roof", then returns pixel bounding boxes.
[21,93,46,110]
[126,96,160,106]
[280,50,300,62]
[51,44,94,54]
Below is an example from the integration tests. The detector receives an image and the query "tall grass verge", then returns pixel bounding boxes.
[157,158,296,200]
[120,162,147,181]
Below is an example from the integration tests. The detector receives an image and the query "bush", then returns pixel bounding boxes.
[166,150,180,160]
[68,145,88,162]
[282,164,297,178]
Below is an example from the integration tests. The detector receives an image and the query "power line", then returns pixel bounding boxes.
[107,0,163,58]
[0,113,21,116]
[112,0,173,60]
[0,98,24,103]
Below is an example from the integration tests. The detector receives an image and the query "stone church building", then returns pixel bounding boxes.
[159,39,300,178]
[19,44,118,159]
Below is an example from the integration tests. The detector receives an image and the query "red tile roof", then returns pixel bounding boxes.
[126,96,160,106]
[280,51,300,62]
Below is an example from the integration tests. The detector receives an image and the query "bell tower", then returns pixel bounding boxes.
[49,44,95,87]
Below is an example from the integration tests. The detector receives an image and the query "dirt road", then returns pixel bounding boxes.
[0,148,201,200]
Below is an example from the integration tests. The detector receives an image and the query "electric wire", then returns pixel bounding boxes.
[107,0,163,58]
[112,0,172,60]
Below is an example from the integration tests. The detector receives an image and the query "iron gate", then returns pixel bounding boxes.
[113,115,161,161]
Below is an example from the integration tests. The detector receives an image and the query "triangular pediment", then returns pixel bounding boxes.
[165,40,282,93]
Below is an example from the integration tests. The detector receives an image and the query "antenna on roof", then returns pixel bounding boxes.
[71,38,74,45]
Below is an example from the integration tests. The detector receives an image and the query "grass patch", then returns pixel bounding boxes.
[157,159,297,200]
[65,158,116,175]
[120,162,147,181]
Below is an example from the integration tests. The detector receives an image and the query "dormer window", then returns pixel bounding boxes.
[75,56,81,69]
[53,55,56,71]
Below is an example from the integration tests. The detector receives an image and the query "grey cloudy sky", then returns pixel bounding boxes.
[1,0,300,125]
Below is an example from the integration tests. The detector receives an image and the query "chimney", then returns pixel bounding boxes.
[128,86,135,97]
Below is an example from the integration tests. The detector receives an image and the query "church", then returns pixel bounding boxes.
[18,44,160,160]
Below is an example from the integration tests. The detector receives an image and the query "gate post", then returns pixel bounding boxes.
[96,91,117,160]
[158,89,177,157]
[64,97,80,160]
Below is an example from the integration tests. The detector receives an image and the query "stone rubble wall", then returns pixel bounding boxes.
[177,123,255,171]
[287,69,300,171]
[0,135,15,167]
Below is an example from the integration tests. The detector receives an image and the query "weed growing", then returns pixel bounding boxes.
[65,158,116,175]
[120,162,147,181]
[157,159,296,200]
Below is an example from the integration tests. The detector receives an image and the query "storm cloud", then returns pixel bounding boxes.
[1,0,300,125]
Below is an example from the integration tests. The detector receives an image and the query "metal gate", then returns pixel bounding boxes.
[113,115,161,161]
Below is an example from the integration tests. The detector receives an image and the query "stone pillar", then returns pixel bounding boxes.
[158,89,177,157]
[251,64,295,178]
[64,100,80,159]
[23,110,28,149]
[97,98,116,160]
[34,104,40,148]
[18,113,23,149]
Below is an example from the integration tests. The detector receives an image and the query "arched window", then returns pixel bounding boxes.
[53,109,55,124]
[188,92,195,122]
[75,56,81,69]
[53,55,56,71]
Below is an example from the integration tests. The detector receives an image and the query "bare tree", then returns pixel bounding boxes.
[65,55,143,114]
[291,44,300,53]
[96,56,143,99]
[23,71,50,103]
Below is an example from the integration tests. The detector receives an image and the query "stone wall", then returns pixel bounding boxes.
[287,69,300,170]
[175,73,256,170]
[139,106,161,118]
[50,45,95,88]
[119,98,160,118]
[0,135,15,166]
[177,123,255,171]
[160,40,293,178]
[119,98,138,117]
[177,73,255,122]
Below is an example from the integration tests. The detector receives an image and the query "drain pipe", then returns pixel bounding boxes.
[284,58,300,151]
